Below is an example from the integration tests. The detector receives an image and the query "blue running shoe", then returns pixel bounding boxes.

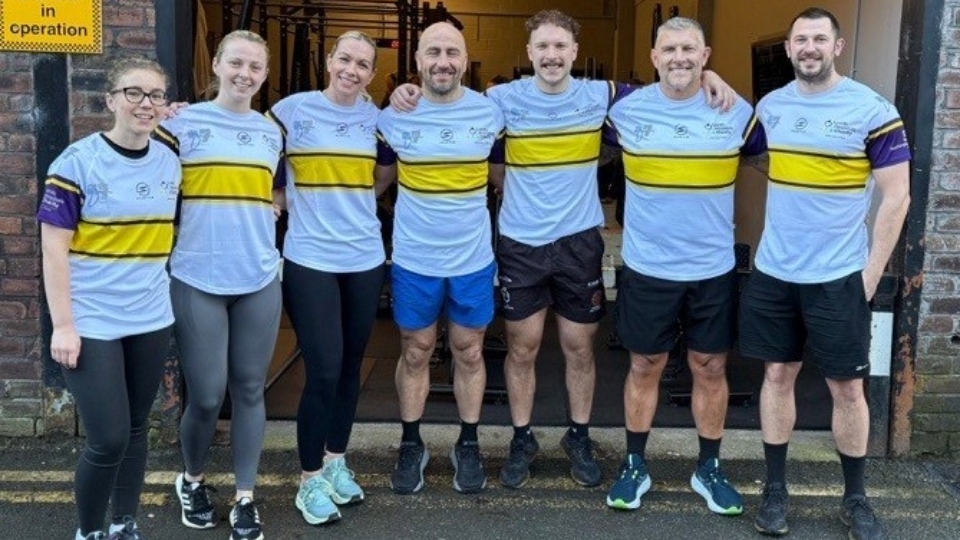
[321,456,364,505]
[606,454,652,510]
[690,458,744,515]
[295,476,341,525]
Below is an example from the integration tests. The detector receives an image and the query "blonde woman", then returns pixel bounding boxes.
[154,30,282,540]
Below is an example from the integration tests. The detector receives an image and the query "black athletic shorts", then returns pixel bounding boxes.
[496,227,606,324]
[738,269,871,380]
[617,266,737,355]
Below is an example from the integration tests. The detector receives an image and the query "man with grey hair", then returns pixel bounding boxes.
[603,16,764,513]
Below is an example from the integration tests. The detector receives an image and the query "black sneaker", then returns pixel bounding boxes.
[560,432,602,487]
[175,473,218,529]
[391,442,429,494]
[499,434,540,489]
[450,441,487,494]
[841,494,884,540]
[755,482,789,536]
[229,497,264,540]
[108,517,145,540]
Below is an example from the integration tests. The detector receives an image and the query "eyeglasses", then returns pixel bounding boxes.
[109,87,169,106]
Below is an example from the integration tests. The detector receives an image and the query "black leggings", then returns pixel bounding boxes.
[282,259,386,471]
[63,326,172,535]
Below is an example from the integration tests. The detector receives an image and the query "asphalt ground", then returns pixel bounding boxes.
[2,424,958,540]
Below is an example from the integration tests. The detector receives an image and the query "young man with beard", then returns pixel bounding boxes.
[741,8,911,540]
[377,22,505,495]
[603,16,765,514]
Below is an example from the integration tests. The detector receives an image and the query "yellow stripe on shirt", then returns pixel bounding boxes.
[181,161,274,204]
[71,218,174,259]
[46,175,82,195]
[288,152,376,190]
[768,146,871,192]
[623,151,740,190]
[506,129,601,168]
[398,159,488,194]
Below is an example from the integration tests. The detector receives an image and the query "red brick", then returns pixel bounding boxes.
[2,237,38,256]
[0,357,40,378]
[929,297,960,315]
[104,7,146,27]
[1,278,39,296]
[0,176,32,195]
[71,93,108,115]
[115,29,157,50]
[22,219,38,236]
[0,113,34,132]
[0,340,28,359]
[7,259,39,278]
[0,73,33,94]
[0,195,35,215]
[6,135,35,153]
[26,300,41,319]
[71,115,111,139]
[7,94,34,112]
[937,111,960,129]
[0,153,34,176]
[931,256,960,272]
[0,302,27,320]
[948,89,960,108]
[0,217,22,235]
[0,320,39,337]
[919,315,954,334]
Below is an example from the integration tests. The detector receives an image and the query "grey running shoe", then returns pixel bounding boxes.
[560,432,602,487]
[175,473,218,529]
[391,442,429,494]
[499,434,540,489]
[755,482,789,536]
[450,441,487,494]
[841,494,885,540]
[108,517,145,540]
[82,532,106,540]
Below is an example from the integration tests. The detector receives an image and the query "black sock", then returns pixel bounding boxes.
[457,420,479,445]
[698,435,722,466]
[626,429,649,458]
[401,419,422,445]
[763,441,789,485]
[513,424,532,441]
[839,451,866,498]
[568,421,589,441]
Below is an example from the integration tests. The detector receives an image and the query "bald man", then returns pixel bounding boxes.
[376,22,505,495]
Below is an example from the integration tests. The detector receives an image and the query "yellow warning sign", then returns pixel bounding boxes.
[0,0,103,54]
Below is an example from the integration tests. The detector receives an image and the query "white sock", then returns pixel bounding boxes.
[109,521,129,534]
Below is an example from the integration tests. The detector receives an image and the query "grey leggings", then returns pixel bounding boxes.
[172,276,282,491]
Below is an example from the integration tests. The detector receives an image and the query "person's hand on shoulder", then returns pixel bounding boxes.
[701,70,736,112]
[163,101,190,119]
[389,83,422,112]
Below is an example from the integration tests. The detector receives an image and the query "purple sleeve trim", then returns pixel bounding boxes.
[741,118,768,157]
[488,134,506,164]
[867,126,912,169]
[376,137,397,166]
[36,180,81,230]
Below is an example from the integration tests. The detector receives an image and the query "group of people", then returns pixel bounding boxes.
[39,6,910,540]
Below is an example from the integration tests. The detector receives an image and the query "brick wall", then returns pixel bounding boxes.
[0,0,158,437]
[914,0,960,458]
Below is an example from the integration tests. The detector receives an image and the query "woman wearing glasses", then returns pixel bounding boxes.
[38,58,180,540]
[153,30,282,540]
[267,30,389,526]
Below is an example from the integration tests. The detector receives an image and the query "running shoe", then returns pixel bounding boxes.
[391,441,429,494]
[294,476,341,525]
[500,434,540,489]
[841,494,885,540]
[450,441,487,494]
[175,473,218,529]
[606,453,652,510]
[229,497,263,540]
[754,482,789,536]
[320,456,364,505]
[690,458,744,515]
[560,432,603,487]
[108,516,145,540]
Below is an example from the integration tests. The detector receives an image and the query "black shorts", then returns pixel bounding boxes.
[617,267,737,355]
[496,228,606,323]
[738,269,871,380]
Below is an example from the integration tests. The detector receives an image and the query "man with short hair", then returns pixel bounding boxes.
[741,8,911,540]
[377,21,505,495]
[603,15,764,514]
[391,9,735,491]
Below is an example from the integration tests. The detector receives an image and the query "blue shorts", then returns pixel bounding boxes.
[391,262,497,331]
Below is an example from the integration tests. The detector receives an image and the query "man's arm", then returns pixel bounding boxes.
[701,70,736,112]
[388,83,422,112]
[375,163,397,196]
[488,163,505,192]
[862,161,911,300]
